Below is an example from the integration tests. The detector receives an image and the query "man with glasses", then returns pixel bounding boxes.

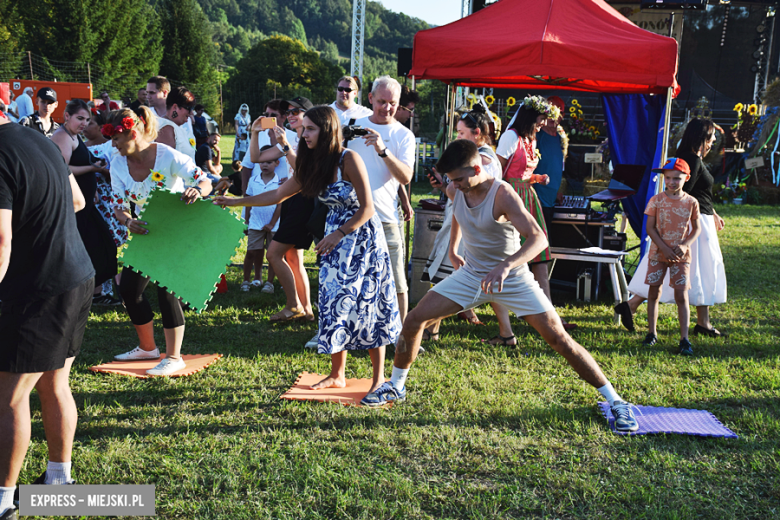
[395,86,420,131]
[330,76,372,125]
[96,91,120,113]
[347,75,415,323]
[19,88,59,138]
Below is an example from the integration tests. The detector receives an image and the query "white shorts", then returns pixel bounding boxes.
[430,266,554,317]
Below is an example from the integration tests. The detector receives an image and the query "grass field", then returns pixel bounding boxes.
[16,139,780,519]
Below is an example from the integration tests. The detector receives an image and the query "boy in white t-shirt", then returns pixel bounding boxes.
[242,146,282,293]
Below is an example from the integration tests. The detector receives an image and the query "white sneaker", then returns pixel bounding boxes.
[261,281,274,294]
[304,334,319,349]
[251,280,263,288]
[146,357,186,376]
[240,281,251,292]
[114,346,160,361]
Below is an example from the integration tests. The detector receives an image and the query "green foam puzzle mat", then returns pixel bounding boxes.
[120,190,245,312]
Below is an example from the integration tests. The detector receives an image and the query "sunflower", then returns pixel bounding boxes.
[572,99,581,107]
[151,171,164,182]
[734,103,744,112]
[578,109,583,115]
[485,95,495,105]
[748,104,758,116]
[506,97,516,107]
[569,106,576,113]
[589,126,596,132]
[189,138,196,148]
[595,130,601,136]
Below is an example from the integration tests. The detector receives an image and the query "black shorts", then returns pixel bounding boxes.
[0,278,94,373]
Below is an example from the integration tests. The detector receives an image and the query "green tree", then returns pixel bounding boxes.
[15,0,163,97]
[225,34,344,115]
[157,0,220,114]
[0,0,25,79]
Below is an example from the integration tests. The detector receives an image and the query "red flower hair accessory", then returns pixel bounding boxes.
[100,116,138,138]
[101,124,117,138]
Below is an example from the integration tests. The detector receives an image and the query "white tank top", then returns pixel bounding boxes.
[157,117,196,161]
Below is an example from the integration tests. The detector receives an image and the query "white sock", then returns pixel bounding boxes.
[45,461,72,485]
[597,382,623,406]
[0,486,15,516]
[390,366,409,391]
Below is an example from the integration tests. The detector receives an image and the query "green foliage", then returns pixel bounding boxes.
[8,0,163,98]
[225,35,344,115]
[197,0,428,79]
[157,0,220,114]
[0,0,24,78]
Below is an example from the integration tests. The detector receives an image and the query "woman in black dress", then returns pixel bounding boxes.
[619,119,727,336]
[51,99,118,304]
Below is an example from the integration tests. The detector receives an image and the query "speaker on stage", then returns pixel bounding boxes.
[397,48,413,77]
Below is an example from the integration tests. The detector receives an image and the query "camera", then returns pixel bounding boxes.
[342,125,369,141]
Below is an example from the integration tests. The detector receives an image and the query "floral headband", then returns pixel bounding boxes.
[101,116,145,138]
[522,95,561,121]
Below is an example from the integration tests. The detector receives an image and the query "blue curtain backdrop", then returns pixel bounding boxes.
[602,94,667,256]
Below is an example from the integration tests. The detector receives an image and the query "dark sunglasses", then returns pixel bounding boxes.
[285,108,303,116]
[399,105,415,114]
[181,104,196,113]
[337,87,354,93]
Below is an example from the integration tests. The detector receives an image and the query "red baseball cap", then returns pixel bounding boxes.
[652,157,690,175]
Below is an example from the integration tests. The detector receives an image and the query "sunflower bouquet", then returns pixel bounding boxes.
[731,102,761,151]
[562,99,606,143]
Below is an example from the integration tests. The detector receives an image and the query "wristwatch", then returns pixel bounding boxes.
[378,148,388,158]
[276,143,290,155]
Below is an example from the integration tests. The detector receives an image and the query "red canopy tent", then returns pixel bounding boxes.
[408,0,679,95]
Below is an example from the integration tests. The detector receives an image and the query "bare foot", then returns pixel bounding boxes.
[310,376,346,390]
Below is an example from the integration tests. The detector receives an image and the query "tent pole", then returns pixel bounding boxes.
[406,75,416,283]
[446,84,457,148]
[657,86,674,196]
[657,11,678,196]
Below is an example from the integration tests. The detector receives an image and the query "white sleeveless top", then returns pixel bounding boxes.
[157,117,196,161]
[452,179,527,278]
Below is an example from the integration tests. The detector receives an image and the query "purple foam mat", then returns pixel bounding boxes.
[598,402,738,438]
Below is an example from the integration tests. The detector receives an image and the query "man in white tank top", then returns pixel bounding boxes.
[361,140,639,432]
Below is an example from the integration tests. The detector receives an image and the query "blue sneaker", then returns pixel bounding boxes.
[610,400,639,432]
[360,382,406,407]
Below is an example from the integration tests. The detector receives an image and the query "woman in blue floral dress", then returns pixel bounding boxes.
[216,106,401,398]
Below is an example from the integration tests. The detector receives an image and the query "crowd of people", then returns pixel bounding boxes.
[0,70,730,519]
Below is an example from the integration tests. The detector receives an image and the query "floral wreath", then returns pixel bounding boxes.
[522,95,561,120]
[101,116,145,139]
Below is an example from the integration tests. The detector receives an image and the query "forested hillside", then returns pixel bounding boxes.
[198,0,430,73]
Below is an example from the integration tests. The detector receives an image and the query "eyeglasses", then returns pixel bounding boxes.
[285,108,303,116]
[262,112,278,118]
[399,105,415,115]
[337,87,354,93]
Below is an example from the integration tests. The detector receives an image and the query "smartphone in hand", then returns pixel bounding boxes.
[260,117,277,130]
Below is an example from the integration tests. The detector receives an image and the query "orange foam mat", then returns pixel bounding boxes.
[90,354,223,379]
[280,372,380,407]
